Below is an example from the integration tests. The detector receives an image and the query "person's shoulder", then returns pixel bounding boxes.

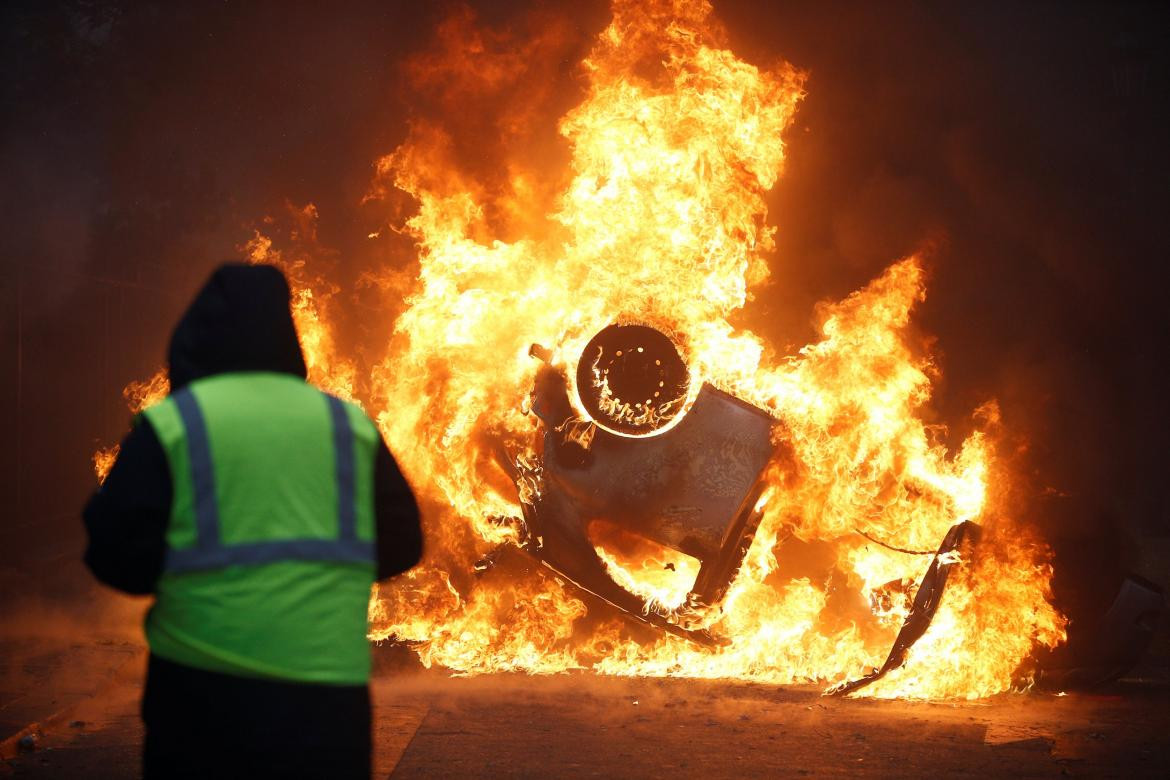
[323,390,381,440]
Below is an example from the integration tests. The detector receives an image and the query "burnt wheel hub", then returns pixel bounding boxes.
[576,323,689,435]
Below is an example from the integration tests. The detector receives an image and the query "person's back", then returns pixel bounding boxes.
[144,371,380,684]
[84,264,422,778]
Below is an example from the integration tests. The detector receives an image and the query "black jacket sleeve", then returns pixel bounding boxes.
[374,441,423,580]
[83,420,172,594]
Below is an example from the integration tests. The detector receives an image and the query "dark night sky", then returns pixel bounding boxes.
[2,1,1168,654]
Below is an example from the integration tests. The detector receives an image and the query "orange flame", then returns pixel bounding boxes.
[98,0,1065,698]
[243,205,357,401]
[93,372,170,482]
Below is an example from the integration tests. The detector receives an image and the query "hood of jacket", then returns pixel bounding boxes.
[168,263,307,391]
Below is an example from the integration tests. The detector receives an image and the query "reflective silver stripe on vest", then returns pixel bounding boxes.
[325,395,357,542]
[174,388,221,548]
[164,387,373,573]
[166,538,374,573]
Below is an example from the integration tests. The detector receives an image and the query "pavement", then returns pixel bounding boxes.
[3,636,1170,778]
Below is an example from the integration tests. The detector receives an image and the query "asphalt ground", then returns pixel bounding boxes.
[3,637,1169,778]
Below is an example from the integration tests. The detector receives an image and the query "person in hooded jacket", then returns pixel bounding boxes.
[83,263,422,779]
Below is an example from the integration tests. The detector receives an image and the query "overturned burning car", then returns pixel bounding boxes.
[481,321,985,694]
[513,323,777,643]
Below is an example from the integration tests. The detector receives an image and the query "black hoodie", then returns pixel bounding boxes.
[83,264,422,593]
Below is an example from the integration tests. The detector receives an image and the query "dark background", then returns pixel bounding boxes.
[2,1,1168,662]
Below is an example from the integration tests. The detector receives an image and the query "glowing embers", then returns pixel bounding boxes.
[576,323,690,436]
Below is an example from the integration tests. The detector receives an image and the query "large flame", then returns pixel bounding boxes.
[98,0,1065,698]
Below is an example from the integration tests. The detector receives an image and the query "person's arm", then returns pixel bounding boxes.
[373,441,423,580]
[82,420,172,594]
